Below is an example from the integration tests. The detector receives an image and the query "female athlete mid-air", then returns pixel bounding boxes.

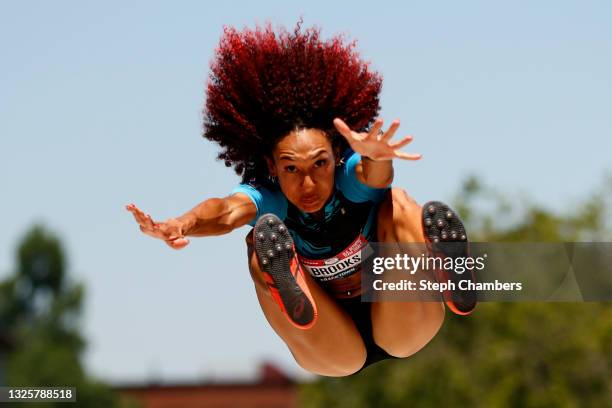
[127,22,476,376]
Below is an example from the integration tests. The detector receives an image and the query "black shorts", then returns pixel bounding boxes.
[336,296,398,373]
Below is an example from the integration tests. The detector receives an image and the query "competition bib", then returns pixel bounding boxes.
[297,234,373,297]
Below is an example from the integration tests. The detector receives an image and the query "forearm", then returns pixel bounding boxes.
[361,156,394,188]
[176,196,255,237]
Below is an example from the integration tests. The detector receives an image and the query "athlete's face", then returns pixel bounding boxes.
[268,128,338,213]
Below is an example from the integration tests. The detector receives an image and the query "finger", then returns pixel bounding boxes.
[125,203,139,217]
[140,224,155,235]
[141,224,170,241]
[166,237,189,250]
[366,118,384,141]
[394,151,422,160]
[131,208,158,229]
[137,212,155,230]
[333,118,365,145]
[388,135,413,149]
[128,205,149,227]
[129,210,144,226]
[126,203,143,214]
[144,214,158,229]
[380,120,400,142]
[333,118,352,137]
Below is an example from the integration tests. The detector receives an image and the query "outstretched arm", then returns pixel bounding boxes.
[333,118,421,188]
[126,194,256,250]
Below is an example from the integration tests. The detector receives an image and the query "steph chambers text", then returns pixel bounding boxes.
[372,279,523,292]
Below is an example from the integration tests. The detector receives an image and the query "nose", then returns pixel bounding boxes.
[301,175,315,189]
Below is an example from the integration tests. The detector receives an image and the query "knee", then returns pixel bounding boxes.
[377,188,423,241]
[376,303,445,358]
[378,189,420,225]
[331,347,367,377]
[245,231,267,290]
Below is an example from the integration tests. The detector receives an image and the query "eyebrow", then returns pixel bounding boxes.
[278,149,329,161]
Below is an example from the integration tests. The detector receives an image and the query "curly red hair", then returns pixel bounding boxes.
[203,20,382,181]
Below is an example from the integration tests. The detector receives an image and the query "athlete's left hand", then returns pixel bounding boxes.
[333,118,422,161]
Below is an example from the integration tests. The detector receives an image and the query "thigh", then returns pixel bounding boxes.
[370,189,445,358]
[245,230,368,377]
[337,297,400,373]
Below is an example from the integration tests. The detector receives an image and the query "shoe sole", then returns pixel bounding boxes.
[254,214,316,328]
[422,201,477,315]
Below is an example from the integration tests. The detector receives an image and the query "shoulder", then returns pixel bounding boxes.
[230,179,288,224]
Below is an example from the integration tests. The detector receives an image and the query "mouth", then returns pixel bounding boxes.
[300,195,320,206]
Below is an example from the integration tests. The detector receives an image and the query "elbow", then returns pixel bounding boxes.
[197,198,238,235]
[380,174,394,188]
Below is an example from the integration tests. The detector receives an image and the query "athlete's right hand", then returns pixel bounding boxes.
[126,203,191,250]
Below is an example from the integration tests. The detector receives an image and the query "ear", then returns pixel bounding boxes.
[333,145,343,166]
[265,156,277,177]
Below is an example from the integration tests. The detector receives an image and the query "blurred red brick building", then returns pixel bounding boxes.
[116,363,299,408]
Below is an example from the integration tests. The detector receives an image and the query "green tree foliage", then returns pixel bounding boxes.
[301,176,612,408]
[0,225,139,408]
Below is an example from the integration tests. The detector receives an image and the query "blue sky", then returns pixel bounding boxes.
[1,1,611,382]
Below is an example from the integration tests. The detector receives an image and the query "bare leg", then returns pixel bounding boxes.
[371,189,446,358]
[246,232,366,376]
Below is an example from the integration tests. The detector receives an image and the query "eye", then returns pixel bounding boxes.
[284,165,298,173]
[314,159,327,168]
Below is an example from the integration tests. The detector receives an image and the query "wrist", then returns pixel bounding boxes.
[363,155,391,163]
[176,213,197,235]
